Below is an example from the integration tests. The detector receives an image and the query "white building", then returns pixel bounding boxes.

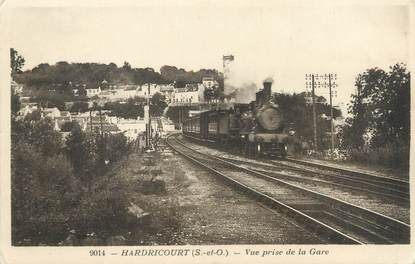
[115,118,147,141]
[86,87,102,97]
[18,103,39,117]
[137,83,161,98]
[172,84,205,103]
[11,80,24,95]
[43,107,61,119]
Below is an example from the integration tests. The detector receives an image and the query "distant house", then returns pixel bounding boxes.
[172,84,205,103]
[115,118,146,141]
[138,83,160,98]
[71,116,89,131]
[43,107,61,119]
[18,103,39,117]
[88,115,121,135]
[54,117,71,131]
[202,77,218,89]
[60,111,71,118]
[86,87,102,97]
[159,84,175,103]
[11,80,23,95]
[123,86,140,98]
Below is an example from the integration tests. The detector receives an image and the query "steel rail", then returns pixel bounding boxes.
[171,134,410,244]
[166,135,362,244]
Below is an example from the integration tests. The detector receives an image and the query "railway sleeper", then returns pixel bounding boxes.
[329,208,409,244]
[313,211,393,244]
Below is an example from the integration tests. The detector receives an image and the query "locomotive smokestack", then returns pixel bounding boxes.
[263,81,272,102]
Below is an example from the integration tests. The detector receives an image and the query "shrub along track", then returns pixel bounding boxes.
[167,134,410,244]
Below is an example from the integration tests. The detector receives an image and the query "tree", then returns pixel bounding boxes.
[65,125,94,181]
[70,101,89,112]
[272,92,341,151]
[107,133,130,163]
[11,93,21,115]
[342,64,410,148]
[11,141,77,244]
[10,48,25,74]
[150,92,168,117]
[12,112,63,157]
[122,61,132,71]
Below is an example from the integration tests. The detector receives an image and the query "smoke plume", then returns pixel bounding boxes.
[223,60,259,103]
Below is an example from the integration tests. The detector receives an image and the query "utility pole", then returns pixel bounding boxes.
[329,74,334,153]
[311,75,318,151]
[145,83,151,149]
[306,73,338,153]
[99,106,103,138]
[89,109,93,133]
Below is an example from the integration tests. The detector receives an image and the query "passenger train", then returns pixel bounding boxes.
[182,81,292,158]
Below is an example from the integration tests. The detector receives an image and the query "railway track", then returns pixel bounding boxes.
[283,158,409,196]
[218,156,409,203]
[182,134,409,203]
[167,134,410,244]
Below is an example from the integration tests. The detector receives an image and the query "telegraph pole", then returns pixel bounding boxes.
[89,109,93,133]
[311,75,318,151]
[145,83,151,149]
[328,74,334,153]
[306,73,338,153]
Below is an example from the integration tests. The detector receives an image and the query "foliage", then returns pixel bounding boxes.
[341,64,410,149]
[13,62,221,101]
[104,97,145,119]
[12,111,132,245]
[11,135,77,244]
[70,101,89,112]
[70,177,130,237]
[150,92,168,117]
[272,92,341,151]
[65,122,131,182]
[11,93,21,115]
[10,48,25,74]
[344,144,409,169]
[12,112,63,156]
[29,90,73,110]
[60,120,80,133]
[160,65,222,85]
[107,133,130,163]
[65,125,98,182]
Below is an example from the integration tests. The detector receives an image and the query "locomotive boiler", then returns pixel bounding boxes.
[183,80,290,158]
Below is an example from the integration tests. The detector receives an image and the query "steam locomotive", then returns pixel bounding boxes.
[182,81,291,158]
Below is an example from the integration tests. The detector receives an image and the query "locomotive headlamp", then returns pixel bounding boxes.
[284,145,288,151]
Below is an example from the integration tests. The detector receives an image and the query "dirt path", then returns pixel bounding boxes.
[114,149,323,245]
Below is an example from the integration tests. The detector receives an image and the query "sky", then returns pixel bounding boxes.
[4,1,410,115]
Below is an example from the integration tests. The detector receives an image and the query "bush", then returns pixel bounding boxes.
[348,143,409,170]
[11,142,77,244]
[12,113,132,245]
[69,177,130,238]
